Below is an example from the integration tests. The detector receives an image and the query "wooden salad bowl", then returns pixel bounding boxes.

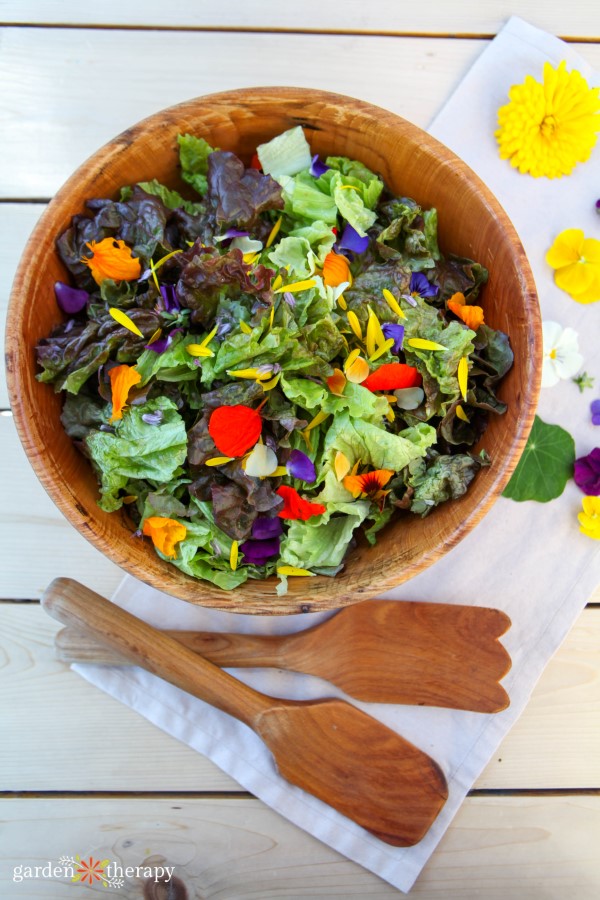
[6,88,541,614]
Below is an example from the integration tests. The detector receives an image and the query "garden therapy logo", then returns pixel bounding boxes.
[12,855,175,889]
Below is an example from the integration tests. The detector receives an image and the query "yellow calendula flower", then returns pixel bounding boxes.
[495,61,600,178]
[546,229,600,304]
[578,496,600,540]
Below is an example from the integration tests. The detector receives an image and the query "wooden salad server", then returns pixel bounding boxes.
[42,577,448,846]
[54,591,512,713]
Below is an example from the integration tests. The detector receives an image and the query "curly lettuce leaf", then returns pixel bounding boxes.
[206,150,284,228]
[278,503,370,570]
[178,134,215,197]
[280,376,389,422]
[403,452,487,516]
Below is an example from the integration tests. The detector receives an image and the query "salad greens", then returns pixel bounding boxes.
[37,126,513,592]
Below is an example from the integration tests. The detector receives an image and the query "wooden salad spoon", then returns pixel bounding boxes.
[54,589,511,713]
[42,577,448,846]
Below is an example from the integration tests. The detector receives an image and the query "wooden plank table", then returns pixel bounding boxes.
[1,3,599,896]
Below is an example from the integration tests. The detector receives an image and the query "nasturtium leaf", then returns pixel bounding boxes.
[502,415,575,503]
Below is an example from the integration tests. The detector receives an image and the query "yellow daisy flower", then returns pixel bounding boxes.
[546,229,600,304]
[496,61,600,178]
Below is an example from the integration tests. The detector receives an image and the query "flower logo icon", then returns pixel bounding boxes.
[72,856,108,885]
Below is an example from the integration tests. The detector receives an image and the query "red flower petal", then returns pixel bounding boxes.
[208,405,262,457]
[362,363,421,392]
[276,485,326,521]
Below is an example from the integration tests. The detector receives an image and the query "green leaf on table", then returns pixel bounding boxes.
[502,415,575,503]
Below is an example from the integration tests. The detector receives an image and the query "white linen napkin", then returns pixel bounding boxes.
[73,17,600,893]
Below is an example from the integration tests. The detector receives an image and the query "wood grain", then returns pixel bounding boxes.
[41,578,449,846]
[1,0,599,39]
[54,599,512,711]
[2,602,599,792]
[2,796,599,899]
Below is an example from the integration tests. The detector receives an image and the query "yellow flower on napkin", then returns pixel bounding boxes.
[495,61,600,178]
[578,496,600,540]
[546,229,600,304]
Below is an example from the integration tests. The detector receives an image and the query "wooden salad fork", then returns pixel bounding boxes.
[53,581,511,712]
[42,577,449,846]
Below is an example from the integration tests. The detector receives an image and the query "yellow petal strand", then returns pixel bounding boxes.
[337,293,348,310]
[108,307,144,337]
[240,320,253,334]
[386,406,395,423]
[345,356,370,384]
[149,258,160,292]
[369,337,395,362]
[148,327,162,344]
[301,429,313,452]
[265,216,282,248]
[344,348,361,371]
[306,410,329,431]
[382,288,406,319]
[347,310,363,340]
[271,272,283,291]
[243,251,259,264]
[277,566,315,577]
[407,337,447,351]
[458,356,469,401]
[366,314,377,359]
[261,373,281,391]
[205,456,234,466]
[334,451,351,481]
[153,248,183,270]
[273,279,317,294]
[456,405,470,422]
[230,541,239,571]
[200,325,218,348]
[272,466,288,477]
[269,304,275,329]
[227,367,264,379]
[368,308,386,348]
[186,344,214,357]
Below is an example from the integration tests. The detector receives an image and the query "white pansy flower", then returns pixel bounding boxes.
[541,321,583,388]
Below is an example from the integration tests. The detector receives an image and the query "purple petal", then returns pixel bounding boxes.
[596,198,600,214]
[310,154,330,178]
[591,399,600,415]
[145,333,171,353]
[382,322,405,353]
[239,537,281,565]
[141,410,164,426]
[286,449,316,483]
[54,281,89,314]
[252,516,284,540]
[214,228,250,244]
[574,448,600,495]
[338,223,369,254]
[283,291,295,308]
[409,271,439,298]
[160,283,180,313]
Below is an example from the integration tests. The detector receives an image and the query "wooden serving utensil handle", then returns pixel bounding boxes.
[42,577,271,728]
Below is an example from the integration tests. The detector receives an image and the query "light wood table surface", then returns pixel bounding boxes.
[1,3,599,897]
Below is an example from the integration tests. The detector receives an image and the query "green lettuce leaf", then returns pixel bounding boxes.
[404,453,486,516]
[178,134,215,196]
[280,376,389,422]
[85,398,187,512]
[278,503,371,570]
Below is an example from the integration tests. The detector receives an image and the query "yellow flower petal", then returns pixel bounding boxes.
[306,410,329,431]
[240,320,253,334]
[456,404,470,422]
[205,456,234,466]
[108,307,144,337]
[546,229,585,269]
[273,279,316,294]
[142,517,187,559]
[369,338,395,362]
[382,288,406,319]
[186,344,214,357]
[337,293,348,310]
[199,325,218,348]
[230,540,239,571]
[334,451,351,481]
[265,216,282,248]
[407,338,447,351]
[277,566,315,577]
[347,310,363,340]
[345,355,370,384]
[554,262,597,295]
[457,356,469,401]
[261,372,281,391]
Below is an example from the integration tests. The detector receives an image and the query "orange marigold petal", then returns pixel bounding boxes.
[108,364,142,423]
[82,238,142,285]
[448,295,484,330]
[142,517,187,558]
[322,251,352,287]
[327,368,347,396]
[343,469,394,498]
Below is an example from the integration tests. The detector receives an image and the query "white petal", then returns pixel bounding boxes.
[230,236,263,253]
[244,443,278,477]
[541,357,560,388]
[542,320,563,353]
[554,350,584,379]
[555,326,581,353]
[394,387,425,410]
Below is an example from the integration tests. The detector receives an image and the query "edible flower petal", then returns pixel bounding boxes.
[447,292,485,330]
[344,354,369,384]
[309,154,330,177]
[381,322,405,353]
[230,540,239,571]
[265,216,282,248]
[141,410,164,426]
[541,321,584,387]
[142,516,187,559]
[273,278,317,294]
[346,310,363,340]
[277,566,315,577]
[578,495,600,539]
[394,386,424,410]
[252,517,284,540]
[362,363,421,392]
[286,449,316,483]
[108,307,144,337]
[495,61,600,178]
[456,404,470,422]
[159,283,180,313]
[327,368,347,395]
[54,281,89,314]
[591,400,600,426]
[406,337,447,352]
[574,448,600,495]
[276,485,326,521]
[108,364,142,423]
[546,229,600,303]
[334,451,351,481]
[457,356,469,401]
[409,271,439,299]
[338,222,369,254]
[382,288,406,319]
[343,469,394,499]
[239,537,281,565]
[208,405,262,457]
[82,238,141,284]
[322,251,352,287]
[244,443,279,477]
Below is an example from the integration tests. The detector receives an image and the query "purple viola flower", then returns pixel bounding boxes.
[160,283,180,313]
[338,222,369,254]
[382,322,405,353]
[54,281,89,314]
[409,271,439,299]
[286,449,316,483]
[239,537,281,565]
[591,399,600,425]
[141,410,164,426]
[310,154,330,178]
[252,516,284,540]
[596,198,600,215]
[214,228,250,244]
[574,448,600,495]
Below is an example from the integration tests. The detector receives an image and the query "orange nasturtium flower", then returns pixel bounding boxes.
[343,469,394,500]
[142,517,187,558]
[208,405,262,457]
[322,250,352,287]
[108,364,142,423]
[82,237,142,285]
[447,292,485,330]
